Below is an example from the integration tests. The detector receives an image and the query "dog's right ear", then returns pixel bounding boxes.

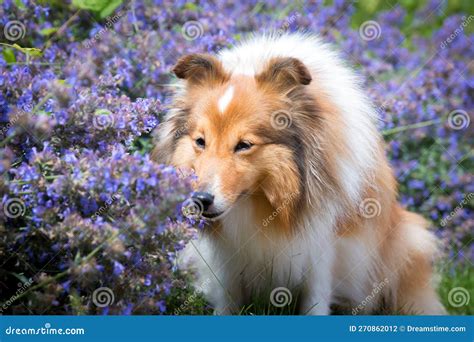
[256,57,312,92]
[173,53,228,85]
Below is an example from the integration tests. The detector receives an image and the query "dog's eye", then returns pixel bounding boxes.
[234,141,253,152]
[195,138,205,149]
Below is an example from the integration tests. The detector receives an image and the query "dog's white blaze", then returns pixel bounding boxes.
[218,85,234,113]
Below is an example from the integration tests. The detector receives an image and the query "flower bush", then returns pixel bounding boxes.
[0,0,472,314]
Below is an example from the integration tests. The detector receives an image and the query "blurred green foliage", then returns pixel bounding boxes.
[351,0,474,34]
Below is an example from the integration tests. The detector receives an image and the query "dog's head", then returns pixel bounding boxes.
[153,53,316,225]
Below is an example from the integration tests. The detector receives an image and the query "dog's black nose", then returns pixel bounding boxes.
[191,192,214,211]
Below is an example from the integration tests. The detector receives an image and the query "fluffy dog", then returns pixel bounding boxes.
[152,33,445,315]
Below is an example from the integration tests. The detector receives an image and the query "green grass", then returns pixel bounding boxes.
[169,263,473,315]
[438,263,473,315]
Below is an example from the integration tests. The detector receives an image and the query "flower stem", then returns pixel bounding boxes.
[382,117,445,136]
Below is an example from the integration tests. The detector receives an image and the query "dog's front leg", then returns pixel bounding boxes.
[211,276,242,315]
[300,231,335,315]
[300,256,334,315]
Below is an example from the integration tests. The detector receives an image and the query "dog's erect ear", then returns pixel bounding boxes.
[256,57,312,91]
[173,53,228,85]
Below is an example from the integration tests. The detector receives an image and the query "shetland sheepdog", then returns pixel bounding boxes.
[152,33,446,315]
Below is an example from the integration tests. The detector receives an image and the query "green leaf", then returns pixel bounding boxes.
[39,27,59,36]
[72,0,105,12]
[99,0,123,18]
[9,272,30,284]
[13,0,26,10]
[183,2,199,12]
[72,0,123,18]
[74,252,81,263]
[2,48,16,63]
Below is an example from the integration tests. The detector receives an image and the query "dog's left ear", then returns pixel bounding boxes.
[173,53,228,86]
[256,57,312,91]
